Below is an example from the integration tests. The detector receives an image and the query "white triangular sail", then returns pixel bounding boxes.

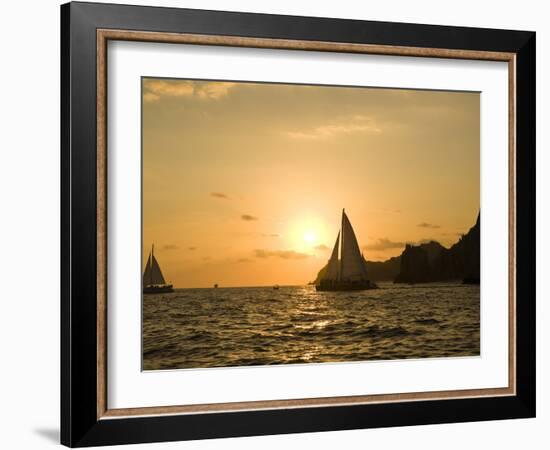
[322,232,340,281]
[340,211,368,281]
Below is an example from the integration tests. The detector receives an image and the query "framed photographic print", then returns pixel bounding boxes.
[61,2,536,447]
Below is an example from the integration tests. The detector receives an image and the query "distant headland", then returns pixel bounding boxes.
[314,212,480,285]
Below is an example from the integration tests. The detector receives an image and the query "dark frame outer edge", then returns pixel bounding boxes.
[514,33,536,415]
[60,2,536,447]
[60,2,71,446]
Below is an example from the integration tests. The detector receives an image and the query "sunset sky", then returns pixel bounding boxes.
[142,78,479,288]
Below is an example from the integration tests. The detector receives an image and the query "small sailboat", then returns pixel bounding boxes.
[143,244,174,294]
[316,209,377,291]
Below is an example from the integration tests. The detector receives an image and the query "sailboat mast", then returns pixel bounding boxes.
[150,244,154,286]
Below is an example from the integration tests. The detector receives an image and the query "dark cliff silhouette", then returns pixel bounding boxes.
[313,213,479,285]
[364,256,402,281]
[316,256,401,284]
[394,213,480,284]
[314,255,401,284]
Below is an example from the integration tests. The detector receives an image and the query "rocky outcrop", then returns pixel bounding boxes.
[313,213,480,285]
[394,213,480,284]
[364,256,402,281]
[394,241,445,283]
[313,255,401,284]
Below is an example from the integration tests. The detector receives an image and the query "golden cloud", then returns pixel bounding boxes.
[210,192,230,199]
[254,249,311,260]
[285,115,381,140]
[143,79,236,103]
[363,238,406,251]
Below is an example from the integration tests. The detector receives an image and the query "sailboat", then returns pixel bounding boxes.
[143,244,174,294]
[316,209,377,291]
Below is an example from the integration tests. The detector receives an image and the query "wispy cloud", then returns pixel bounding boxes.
[363,238,406,251]
[314,244,330,251]
[417,239,439,245]
[187,246,197,251]
[210,192,230,200]
[262,233,280,238]
[196,82,236,100]
[143,92,160,103]
[363,237,445,252]
[236,258,253,263]
[254,249,310,260]
[417,222,441,229]
[285,115,381,140]
[143,79,236,103]
[162,244,179,251]
[241,214,259,221]
[440,231,463,237]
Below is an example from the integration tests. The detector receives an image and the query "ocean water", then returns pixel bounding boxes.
[142,282,480,370]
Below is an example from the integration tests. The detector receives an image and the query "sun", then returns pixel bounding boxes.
[303,231,317,243]
[286,216,327,251]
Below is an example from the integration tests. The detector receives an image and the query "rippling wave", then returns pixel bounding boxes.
[142,282,480,370]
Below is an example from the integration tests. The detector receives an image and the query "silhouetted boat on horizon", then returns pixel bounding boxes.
[316,209,377,291]
[143,244,174,294]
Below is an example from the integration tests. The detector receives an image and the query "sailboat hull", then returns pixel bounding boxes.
[143,284,174,294]
[315,280,377,291]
